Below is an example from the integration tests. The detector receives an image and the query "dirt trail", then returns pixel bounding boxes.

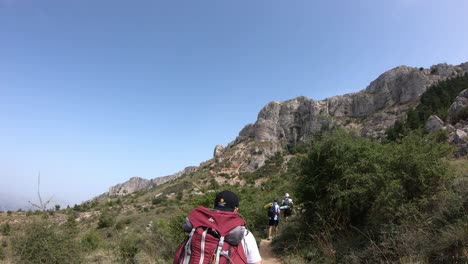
[259,239,281,264]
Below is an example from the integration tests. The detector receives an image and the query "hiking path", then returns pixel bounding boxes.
[259,239,281,264]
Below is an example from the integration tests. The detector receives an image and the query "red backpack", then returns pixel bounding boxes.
[174,206,248,264]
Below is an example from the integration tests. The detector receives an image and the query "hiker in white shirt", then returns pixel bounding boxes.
[266,197,281,240]
[281,193,293,222]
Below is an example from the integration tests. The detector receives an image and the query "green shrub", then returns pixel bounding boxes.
[81,230,101,251]
[141,217,186,262]
[151,196,167,205]
[1,223,10,236]
[290,129,463,262]
[115,217,132,231]
[12,220,83,263]
[0,244,4,260]
[97,210,115,229]
[118,233,141,264]
[429,129,449,142]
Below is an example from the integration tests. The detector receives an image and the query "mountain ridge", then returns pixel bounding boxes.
[106,62,468,196]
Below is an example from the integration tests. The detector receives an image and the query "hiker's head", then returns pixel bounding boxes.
[285,193,290,198]
[214,190,239,212]
[274,197,278,202]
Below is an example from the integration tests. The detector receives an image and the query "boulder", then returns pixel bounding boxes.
[425,115,445,133]
[448,89,468,124]
[449,129,468,145]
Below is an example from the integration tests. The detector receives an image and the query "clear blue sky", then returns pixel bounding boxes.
[1,0,467,207]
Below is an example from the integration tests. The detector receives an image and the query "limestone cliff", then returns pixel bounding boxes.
[209,62,468,175]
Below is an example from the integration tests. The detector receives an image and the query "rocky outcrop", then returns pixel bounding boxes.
[236,63,467,144]
[327,66,435,117]
[425,115,445,133]
[211,62,468,175]
[213,145,224,158]
[108,177,150,196]
[448,89,468,124]
[108,166,198,196]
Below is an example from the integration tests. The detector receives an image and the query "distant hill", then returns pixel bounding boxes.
[0,192,31,211]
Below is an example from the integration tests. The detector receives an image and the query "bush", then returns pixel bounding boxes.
[1,223,10,236]
[12,220,83,263]
[151,196,167,205]
[115,217,132,231]
[118,233,141,264]
[97,210,115,229]
[290,129,463,262]
[0,244,4,260]
[141,217,186,262]
[81,230,101,251]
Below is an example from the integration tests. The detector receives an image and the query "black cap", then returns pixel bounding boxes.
[214,190,239,211]
[274,197,278,202]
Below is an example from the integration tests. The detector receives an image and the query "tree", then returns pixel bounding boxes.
[29,173,54,212]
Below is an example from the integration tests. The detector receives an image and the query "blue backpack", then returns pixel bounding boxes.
[267,203,276,218]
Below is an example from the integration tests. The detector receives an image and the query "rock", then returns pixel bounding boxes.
[449,129,468,144]
[108,166,198,196]
[213,145,224,158]
[430,63,459,77]
[108,177,150,196]
[448,89,468,124]
[425,115,445,133]
[446,125,456,133]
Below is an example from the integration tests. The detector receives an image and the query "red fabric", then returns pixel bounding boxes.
[174,206,248,264]
[187,206,245,236]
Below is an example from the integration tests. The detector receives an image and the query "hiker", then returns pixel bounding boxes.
[265,197,281,240]
[281,193,293,222]
[174,190,262,264]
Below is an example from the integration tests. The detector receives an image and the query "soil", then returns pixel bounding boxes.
[259,239,282,264]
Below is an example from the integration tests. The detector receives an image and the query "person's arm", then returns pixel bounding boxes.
[243,231,262,264]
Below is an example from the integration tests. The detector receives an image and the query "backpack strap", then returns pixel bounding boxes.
[182,228,196,264]
[199,228,209,264]
[214,236,225,264]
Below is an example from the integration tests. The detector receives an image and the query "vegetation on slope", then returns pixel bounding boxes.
[274,129,467,263]
[386,73,468,141]
[2,128,466,263]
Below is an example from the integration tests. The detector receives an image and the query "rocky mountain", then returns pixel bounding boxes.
[106,62,468,195]
[107,166,198,196]
[207,62,468,176]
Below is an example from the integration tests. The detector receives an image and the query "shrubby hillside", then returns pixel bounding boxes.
[1,63,467,263]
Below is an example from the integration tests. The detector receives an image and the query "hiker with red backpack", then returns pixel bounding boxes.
[174,190,262,264]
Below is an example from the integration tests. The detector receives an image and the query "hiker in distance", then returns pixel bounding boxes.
[264,197,281,240]
[280,193,293,222]
[174,190,262,264]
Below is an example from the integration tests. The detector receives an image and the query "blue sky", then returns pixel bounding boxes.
[1,0,467,207]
